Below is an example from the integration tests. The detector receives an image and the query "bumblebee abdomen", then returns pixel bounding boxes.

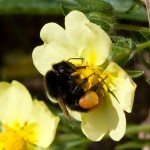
[44,67,79,100]
[44,70,64,99]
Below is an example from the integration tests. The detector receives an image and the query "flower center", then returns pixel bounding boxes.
[0,123,37,150]
[87,49,97,66]
[74,66,108,109]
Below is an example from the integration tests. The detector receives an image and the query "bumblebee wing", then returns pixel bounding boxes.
[58,95,73,125]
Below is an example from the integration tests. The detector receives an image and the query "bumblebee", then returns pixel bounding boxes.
[44,60,101,122]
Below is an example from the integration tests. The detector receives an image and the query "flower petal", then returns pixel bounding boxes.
[40,23,70,46]
[0,81,32,127]
[103,62,137,113]
[65,10,90,51]
[109,95,126,141]
[65,10,111,66]
[27,100,60,148]
[81,93,126,141]
[67,108,82,121]
[78,22,112,66]
[32,42,76,75]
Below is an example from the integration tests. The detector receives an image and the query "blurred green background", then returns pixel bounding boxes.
[0,0,150,150]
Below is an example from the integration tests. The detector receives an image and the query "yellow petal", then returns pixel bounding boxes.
[78,22,112,66]
[81,93,126,141]
[65,10,112,66]
[0,81,32,127]
[109,94,126,141]
[67,108,82,121]
[32,42,76,75]
[103,62,137,113]
[40,23,70,46]
[27,100,60,148]
[65,10,90,52]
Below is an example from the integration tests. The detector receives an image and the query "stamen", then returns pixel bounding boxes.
[0,123,37,150]
[0,125,27,150]
[99,75,119,102]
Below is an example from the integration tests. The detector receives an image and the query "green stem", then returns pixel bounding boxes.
[116,24,150,32]
[135,41,150,53]
[125,124,150,136]
[116,24,150,53]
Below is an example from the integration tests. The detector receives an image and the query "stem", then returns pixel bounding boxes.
[125,124,150,136]
[135,41,150,53]
[116,24,150,32]
[116,24,150,53]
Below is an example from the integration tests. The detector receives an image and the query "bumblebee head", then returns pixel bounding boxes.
[53,61,76,75]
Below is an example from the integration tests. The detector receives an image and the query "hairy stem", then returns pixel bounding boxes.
[135,41,150,53]
[116,24,150,32]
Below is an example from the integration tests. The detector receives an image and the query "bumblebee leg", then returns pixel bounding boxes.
[67,58,85,64]
[72,78,88,94]
[72,73,95,94]
[90,76,108,92]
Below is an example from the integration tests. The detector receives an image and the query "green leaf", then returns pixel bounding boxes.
[112,36,136,49]
[110,36,136,65]
[60,4,72,16]
[61,0,115,33]
[75,0,114,16]
[86,12,115,32]
[126,70,144,78]
[134,32,150,43]
[104,0,147,22]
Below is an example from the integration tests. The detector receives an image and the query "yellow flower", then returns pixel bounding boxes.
[0,81,59,150]
[32,10,136,141]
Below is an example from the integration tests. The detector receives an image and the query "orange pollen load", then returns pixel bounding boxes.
[79,91,99,109]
